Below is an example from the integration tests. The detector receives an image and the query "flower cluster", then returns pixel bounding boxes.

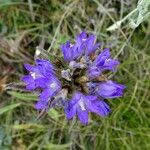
[21,59,61,109]
[22,31,126,125]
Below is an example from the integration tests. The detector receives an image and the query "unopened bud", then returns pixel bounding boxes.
[69,61,86,69]
[61,69,71,81]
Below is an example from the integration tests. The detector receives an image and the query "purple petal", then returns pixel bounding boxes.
[21,75,35,90]
[77,108,88,125]
[65,92,88,123]
[36,59,55,77]
[21,75,33,83]
[40,88,54,101]
[26,84,35,90]
[85,35,100,55]
[61,41,74,62]
[24,64,35,72]
[85,95,110,117]
[87,49,119,78]
[76,31,87,45]
[65,101,76,119]
[95,48,119,71]
[95,48,110,66]
[102,59,119,72]
[87,66,101,78]
[35,100,48,110]
[35,77,48,88]
[90,100,110,117]
[95,100,110,117]
[97,81,126,98]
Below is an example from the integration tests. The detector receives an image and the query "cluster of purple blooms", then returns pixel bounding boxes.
[22,31,125,125]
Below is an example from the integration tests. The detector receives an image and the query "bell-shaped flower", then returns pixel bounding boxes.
[96,80,126,99]
[61,41,81,62]
[76,31,100,55]
[35,77,61,110]
[65,92,110,125]
[21,59,55,90]
[87,48,119,78]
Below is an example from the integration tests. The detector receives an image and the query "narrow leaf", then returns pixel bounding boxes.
[8,91,38,101]
[46,143,72,150]
[0,103,21,115]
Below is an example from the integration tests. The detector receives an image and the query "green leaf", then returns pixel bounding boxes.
[12,124,45,130]
[0,103,21,115]
[0,127,4,146]
[47,109,60,121]
[8,91,38,101]
[46,143,72,150]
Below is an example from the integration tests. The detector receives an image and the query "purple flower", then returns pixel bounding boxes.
[34,99,48,110]
[21,59,55,90]
[76,31,100,55]
[22,59,61,110]
[35,77,61,110]
[61,32,100,62]
[96,80,126,99]
[21,66,45,90]
[87,49,119,78]
[65,92,110,125]
[21,31,126,125]
[61,41,80,62]
[75,31,87,46]
[36,59,55,77]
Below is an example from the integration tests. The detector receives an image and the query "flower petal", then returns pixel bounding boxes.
[40,89,53,101]
[21,75,35,90]
[97,81,126,98]
[35,100,48,110]
[86,96,110,117]
[24,64,35,72]
[35,77,48,88]
[65,101,76,119]
[36,59,55,77]
[88,49,119,78]
[77,108,88,125]
[87,66,101,78]
[85,35,100,55]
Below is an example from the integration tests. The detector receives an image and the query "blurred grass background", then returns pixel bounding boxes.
[0,0,150,149]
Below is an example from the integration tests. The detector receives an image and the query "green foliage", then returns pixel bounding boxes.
[48,109,60,121]
[8,91,38,101]
[46,143,72,150]
[0,103,21,115]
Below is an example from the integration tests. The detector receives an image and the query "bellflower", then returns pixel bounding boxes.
[22,31,126,125]
[35,77,61,109]
[96,80,126,99]
[22,59,61,109]
[36,59,55,77]
[65,92,110,125]
[21,62,48,90]
[87,48,119,78]
[21,59,55,89]
[61,41,79,62]
[75,31,100,55]
[61,32,100,62]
